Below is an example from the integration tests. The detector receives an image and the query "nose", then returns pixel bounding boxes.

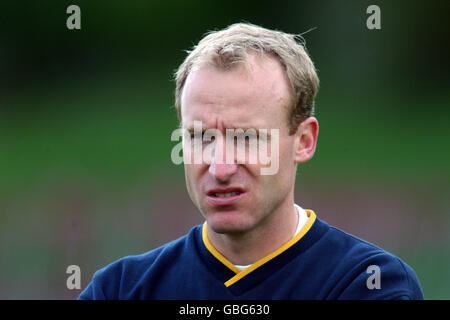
[208,161,238,182]
[206,134,239,181]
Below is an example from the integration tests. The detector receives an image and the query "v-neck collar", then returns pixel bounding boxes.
[198,209,322,296]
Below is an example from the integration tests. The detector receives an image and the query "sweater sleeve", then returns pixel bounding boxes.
[336,252,424,300]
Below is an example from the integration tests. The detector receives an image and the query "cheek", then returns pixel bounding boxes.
[184,164,198,202]
[264,137,296,187]
[184,164,207,204]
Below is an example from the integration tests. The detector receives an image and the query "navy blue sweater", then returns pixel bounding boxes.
[78,210,423,299]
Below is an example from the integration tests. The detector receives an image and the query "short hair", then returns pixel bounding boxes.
[174,22,319,134]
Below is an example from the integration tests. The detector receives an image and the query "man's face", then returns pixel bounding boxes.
[180,53,298,235]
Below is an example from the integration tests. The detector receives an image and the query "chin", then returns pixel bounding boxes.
[206,210,253,235]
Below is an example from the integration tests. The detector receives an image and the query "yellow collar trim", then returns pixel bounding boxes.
[202,223,242,274]
[202,209,317,287]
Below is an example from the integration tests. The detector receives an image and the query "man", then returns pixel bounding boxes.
[79,23,423,299]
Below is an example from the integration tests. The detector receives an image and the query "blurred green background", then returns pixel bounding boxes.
[0,0,449,299]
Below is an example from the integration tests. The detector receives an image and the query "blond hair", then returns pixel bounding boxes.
[174,22,319,134]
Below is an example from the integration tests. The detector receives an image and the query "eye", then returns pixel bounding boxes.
[186,132,201,144]
[201,133,215,145]
[245,133,258,143]
[189,132,215,146]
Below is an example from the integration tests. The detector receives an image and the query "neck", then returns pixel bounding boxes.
[206,195,299,266]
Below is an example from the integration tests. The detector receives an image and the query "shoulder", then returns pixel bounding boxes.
[319,223,424,300]
[78,225,202,300]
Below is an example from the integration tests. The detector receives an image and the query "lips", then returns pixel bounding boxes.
[206,187,246,205]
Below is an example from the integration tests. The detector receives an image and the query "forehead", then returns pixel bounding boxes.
[180,53,291,130]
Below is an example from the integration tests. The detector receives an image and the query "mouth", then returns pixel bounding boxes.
[206,187,246,205]
[211,191,241,198]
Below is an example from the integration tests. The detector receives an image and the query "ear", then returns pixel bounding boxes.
[293,117,319,164]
